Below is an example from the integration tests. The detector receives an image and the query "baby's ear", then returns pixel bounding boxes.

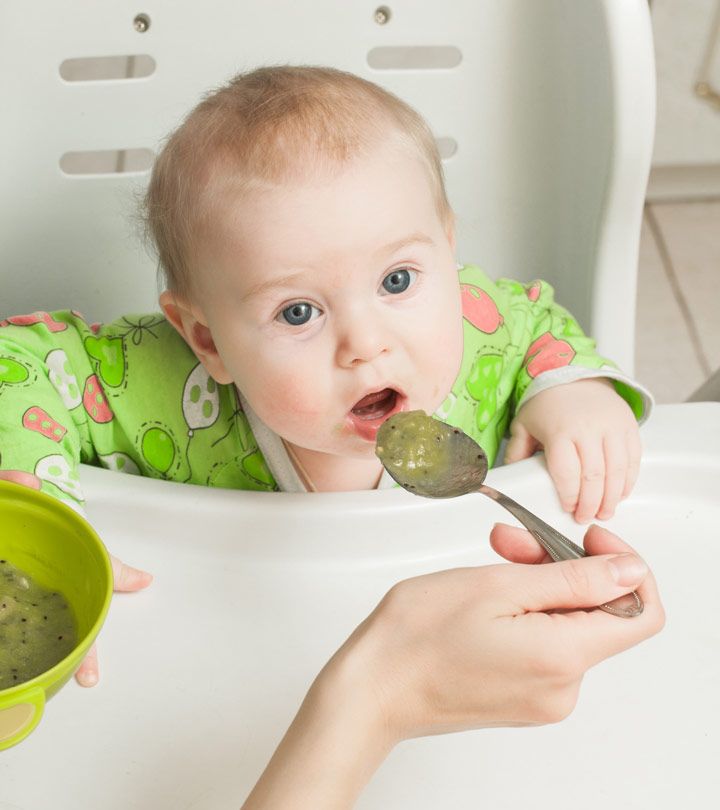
[159,290,233,384]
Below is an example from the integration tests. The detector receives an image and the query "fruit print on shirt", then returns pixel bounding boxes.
[34,454,83,501]
[460,284,504,333]
[0,312,67,332]
[465,350,506,432]
[83,375,113,423]
[525,282,542,302]
[182,363,220,435]
[0,356,33,394]
[139,422,178,476]
[98,452,141,476]
[83,335,126,388]
[523,332,576,378]
[45,349,82,410]
[22,407,67,442]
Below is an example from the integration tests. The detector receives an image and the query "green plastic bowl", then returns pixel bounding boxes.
[0,480,112,750]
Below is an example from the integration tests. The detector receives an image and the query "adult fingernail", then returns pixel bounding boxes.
[608,553,648,586]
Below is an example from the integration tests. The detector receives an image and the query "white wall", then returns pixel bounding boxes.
[649,0,720,198]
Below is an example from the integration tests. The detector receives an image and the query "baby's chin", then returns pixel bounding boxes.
[284,427,378,458]
[327,426,385,457]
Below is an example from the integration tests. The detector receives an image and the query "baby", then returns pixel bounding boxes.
[0,64,650,514]
[0,67,651,670]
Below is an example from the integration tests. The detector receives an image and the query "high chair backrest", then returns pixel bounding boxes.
[0,0,654,373]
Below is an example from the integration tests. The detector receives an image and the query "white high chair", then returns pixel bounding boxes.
[0,0,655,374]
[5,4,719,809]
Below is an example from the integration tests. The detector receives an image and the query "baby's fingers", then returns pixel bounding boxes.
[110,554,153,592]
[74,643,99,687]
[622,428,642,500]
[72,557,151,688]
[575,441,606,524]
[544,438,581,514]
[597,435,627,521]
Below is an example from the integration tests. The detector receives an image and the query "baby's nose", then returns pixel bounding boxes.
[334,311,391,368]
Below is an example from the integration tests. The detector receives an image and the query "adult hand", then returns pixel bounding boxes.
[353,523,662,740]
[504,379,641,523]
[242,524,664,809]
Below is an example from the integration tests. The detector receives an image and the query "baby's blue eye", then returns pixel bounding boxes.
[279,302,318,326]
[382,268,414,295]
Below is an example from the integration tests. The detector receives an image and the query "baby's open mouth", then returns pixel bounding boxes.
[347,388,406,441]
[351,388,398,419]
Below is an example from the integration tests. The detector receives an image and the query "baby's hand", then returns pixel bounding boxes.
[74,554,153,687]
[0,469,153,686]
[504,379,641,523]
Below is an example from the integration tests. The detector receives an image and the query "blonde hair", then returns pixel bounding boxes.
[143,65,452,297]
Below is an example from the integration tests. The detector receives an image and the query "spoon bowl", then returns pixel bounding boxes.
[376,411,643,619]
[375,409,490,498]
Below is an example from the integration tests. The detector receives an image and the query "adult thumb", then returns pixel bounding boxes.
[516,552,648,615]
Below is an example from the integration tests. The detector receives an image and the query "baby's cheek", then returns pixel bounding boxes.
[250,370,327,427]
[287,371,326,410]
[423,316,463,395]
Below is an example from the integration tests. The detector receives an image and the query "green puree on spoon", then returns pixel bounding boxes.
[375,410,643,618]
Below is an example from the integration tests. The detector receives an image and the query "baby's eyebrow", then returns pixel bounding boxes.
[378,233,436,256]
[240,271,306,302]
[241,234,435,302]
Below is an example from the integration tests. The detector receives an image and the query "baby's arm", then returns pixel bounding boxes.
[0,466,151,684]
[0,469,152,686]
[0,312,152,684]
[0,311,95,513]
[505,378,641,523]
[496,279,650,523]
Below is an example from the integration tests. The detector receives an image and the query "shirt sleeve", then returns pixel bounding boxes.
[495,278,653,423]
[0,311,101,512]
[442,266,653,467]
[0,309,279,508]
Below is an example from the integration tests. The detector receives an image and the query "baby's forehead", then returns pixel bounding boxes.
[190,132,448,285]
[146,67,451,297]
[212,129,436,209]
[212,124,416,186]
[206,142,432,230]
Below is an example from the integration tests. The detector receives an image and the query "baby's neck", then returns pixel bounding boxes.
[285,443,384,492]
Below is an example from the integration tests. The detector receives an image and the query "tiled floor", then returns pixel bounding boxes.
[634,199,720,403]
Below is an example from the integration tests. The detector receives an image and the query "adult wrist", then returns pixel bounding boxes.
[241,639,395,810]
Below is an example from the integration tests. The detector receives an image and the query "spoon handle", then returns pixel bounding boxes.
[478,485,643,618]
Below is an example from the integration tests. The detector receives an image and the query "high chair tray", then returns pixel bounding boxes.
[2,403,718,809]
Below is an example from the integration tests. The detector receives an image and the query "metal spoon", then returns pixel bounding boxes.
[376,410,643,618]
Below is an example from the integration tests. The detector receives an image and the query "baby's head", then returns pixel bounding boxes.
[145,65,464,466]
[146,65,453,297]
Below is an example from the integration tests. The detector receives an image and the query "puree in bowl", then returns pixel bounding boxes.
[0,559,76,689]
